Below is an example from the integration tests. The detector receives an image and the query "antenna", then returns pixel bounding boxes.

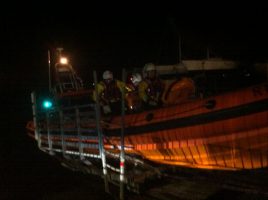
[206,47,210,60]
[168,17,182,64]
[179,34,182,63]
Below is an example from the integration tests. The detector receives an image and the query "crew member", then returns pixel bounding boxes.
[139,63,165,108]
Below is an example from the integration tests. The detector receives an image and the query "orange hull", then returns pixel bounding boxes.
[26,83,268,170]
[104,83,268,170]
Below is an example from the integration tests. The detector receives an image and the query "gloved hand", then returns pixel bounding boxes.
[148,100,158,106]
[102,105,111,114]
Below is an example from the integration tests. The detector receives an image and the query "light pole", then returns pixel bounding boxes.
[48,50,51,92]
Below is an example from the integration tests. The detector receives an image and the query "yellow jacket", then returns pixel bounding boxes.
[138,80,149,102]
[93,80,126,104]
[138,78,164,103]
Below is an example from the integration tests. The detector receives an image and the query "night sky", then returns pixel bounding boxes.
[1,5,268,199]
[3,6,268,73]
[1,6,267,95]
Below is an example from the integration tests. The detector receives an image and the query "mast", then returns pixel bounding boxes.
[168,17,182,64]
[179,34,182,63]
[48,50,51,92]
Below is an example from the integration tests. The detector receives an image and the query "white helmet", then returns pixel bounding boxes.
[144,63,156,72]
[131,73,142,86]
[103,70,113,80]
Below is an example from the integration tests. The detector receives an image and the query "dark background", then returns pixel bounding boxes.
[1,4,268,199]
[3,5,268,81]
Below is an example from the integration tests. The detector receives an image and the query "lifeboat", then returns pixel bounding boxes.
[26,49,268,171]
[27,80,268,171]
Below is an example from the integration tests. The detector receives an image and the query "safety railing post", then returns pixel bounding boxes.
[59,110,67,158]
[75,107,84,160]
[31,92,39,141]
[46,111,53,154]
[120,68,126,200]
[94,70,109,193]
[31,92,40,146]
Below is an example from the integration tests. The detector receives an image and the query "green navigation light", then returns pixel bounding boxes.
[42,100,53,109]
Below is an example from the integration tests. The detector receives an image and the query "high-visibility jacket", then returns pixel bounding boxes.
[138,77,164,103]
[93,80,125,104]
